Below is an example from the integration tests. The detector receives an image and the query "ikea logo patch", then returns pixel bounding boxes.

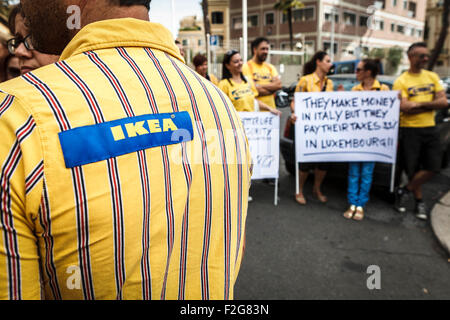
[110,118,179,141]
[59,112,193,168]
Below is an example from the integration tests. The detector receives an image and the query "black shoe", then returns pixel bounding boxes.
[394,187,409,213]
[415,202,428,220]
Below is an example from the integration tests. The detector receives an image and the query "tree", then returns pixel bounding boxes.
[200,0,211,51]
[427,0,449,71]
[386,47,403,75]
[274,0,304,51]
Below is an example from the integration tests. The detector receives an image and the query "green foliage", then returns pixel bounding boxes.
[274,0,304,12]
[386,46,403,75]
[368,48,385,60]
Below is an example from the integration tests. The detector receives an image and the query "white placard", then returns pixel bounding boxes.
[239,112,280,180]
[295,91,400,164]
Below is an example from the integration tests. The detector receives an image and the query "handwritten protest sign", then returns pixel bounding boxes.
[239,112,280,180]
[294,91,400,164]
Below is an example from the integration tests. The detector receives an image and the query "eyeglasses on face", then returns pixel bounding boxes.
[356,68,364,73]
[7,35,34,55]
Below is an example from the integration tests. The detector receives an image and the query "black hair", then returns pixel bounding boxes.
[222,49,247,85]
[303,51,328,75]
[193,53,207,68]
[361,58,381,78]
[407,42,427,54]
[251,37,269,54]
[109,0,151,9]
[8,4,23,35]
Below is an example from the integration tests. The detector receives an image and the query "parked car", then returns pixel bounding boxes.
[329,60,384,76]
[279,74,450,188]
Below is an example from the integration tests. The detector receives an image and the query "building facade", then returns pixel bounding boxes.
[228,0,426,64]
[425,0,450,73]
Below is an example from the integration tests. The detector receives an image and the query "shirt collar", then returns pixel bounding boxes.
[357,79,381,90]
[312,72,328,84]
[60,18,183,62]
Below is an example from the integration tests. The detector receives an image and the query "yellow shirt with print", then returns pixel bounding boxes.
[295,73,334,93]
[352,79,390,92]
[0,19,251,300]
[242,60,279,109]
[218,78,258,112]
[393,70,444,127]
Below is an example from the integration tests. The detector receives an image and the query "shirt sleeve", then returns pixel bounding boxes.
[326,79,334,92]
[218,80,229,98]
[270,65,279,78]
[0,93,44,300]
[431,72,444,92]
[393,78,408,98]
[241,63,251,79]
[295,77,307,92]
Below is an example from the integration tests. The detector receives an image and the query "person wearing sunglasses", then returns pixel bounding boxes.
[342,59,389,221]
[7,4,59,76]
[392,42,448,220]
[219,49,281,115]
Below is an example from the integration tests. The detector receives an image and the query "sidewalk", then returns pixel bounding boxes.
[431,191,450,256]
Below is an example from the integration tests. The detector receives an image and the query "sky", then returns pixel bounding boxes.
[149,0,203,38]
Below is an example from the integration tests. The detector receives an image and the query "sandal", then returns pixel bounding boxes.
[353,206,364,221]
[313,191,328,203]
[343,205,356,219]
[295,193,306,205]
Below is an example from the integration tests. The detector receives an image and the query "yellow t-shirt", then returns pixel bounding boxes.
[0,19,251,300]
[208,74,219,86]
[393,70,444,127]
[242,60,279,109]
[218,78,258,112]
[295,73,334,92]
[352,80,390,91]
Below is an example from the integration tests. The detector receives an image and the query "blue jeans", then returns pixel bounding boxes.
[347,162,375,208]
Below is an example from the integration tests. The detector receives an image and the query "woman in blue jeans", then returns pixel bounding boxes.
[343,59,389,220]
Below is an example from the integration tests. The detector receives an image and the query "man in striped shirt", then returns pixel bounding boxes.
[0,0,251,300]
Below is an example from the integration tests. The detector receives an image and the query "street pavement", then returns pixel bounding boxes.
[234,149,450,300]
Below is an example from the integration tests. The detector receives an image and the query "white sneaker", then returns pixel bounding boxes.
[248,196,253,202]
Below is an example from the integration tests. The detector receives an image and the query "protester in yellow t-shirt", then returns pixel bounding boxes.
[393,42,448,220]
[343,59,389,222]
[242,37,281,110]
[289,51,337,206]
[192,53,219,86]
[219,49,281,115]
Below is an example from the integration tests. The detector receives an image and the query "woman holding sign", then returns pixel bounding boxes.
[219,50,281,202]
[219,50,281,115]
[343,59,389,221]
[290,51,334,205]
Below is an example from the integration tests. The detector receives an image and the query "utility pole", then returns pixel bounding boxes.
[243,0,248,62]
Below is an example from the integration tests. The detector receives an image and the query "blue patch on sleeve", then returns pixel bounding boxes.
[59,111,193,168]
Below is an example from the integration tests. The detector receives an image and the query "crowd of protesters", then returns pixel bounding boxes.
[0,0,447,300]
[2,4,448,221]
[178,36,448,221]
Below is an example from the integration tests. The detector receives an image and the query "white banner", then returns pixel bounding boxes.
[295,91,400,164]
[239,112,280,180]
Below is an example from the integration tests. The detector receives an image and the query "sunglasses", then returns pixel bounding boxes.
[417,53,430,59]
[225,49,238,57]
[7,35,34,55]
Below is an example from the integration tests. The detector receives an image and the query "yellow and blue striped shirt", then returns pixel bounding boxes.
[0,18,251,300]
